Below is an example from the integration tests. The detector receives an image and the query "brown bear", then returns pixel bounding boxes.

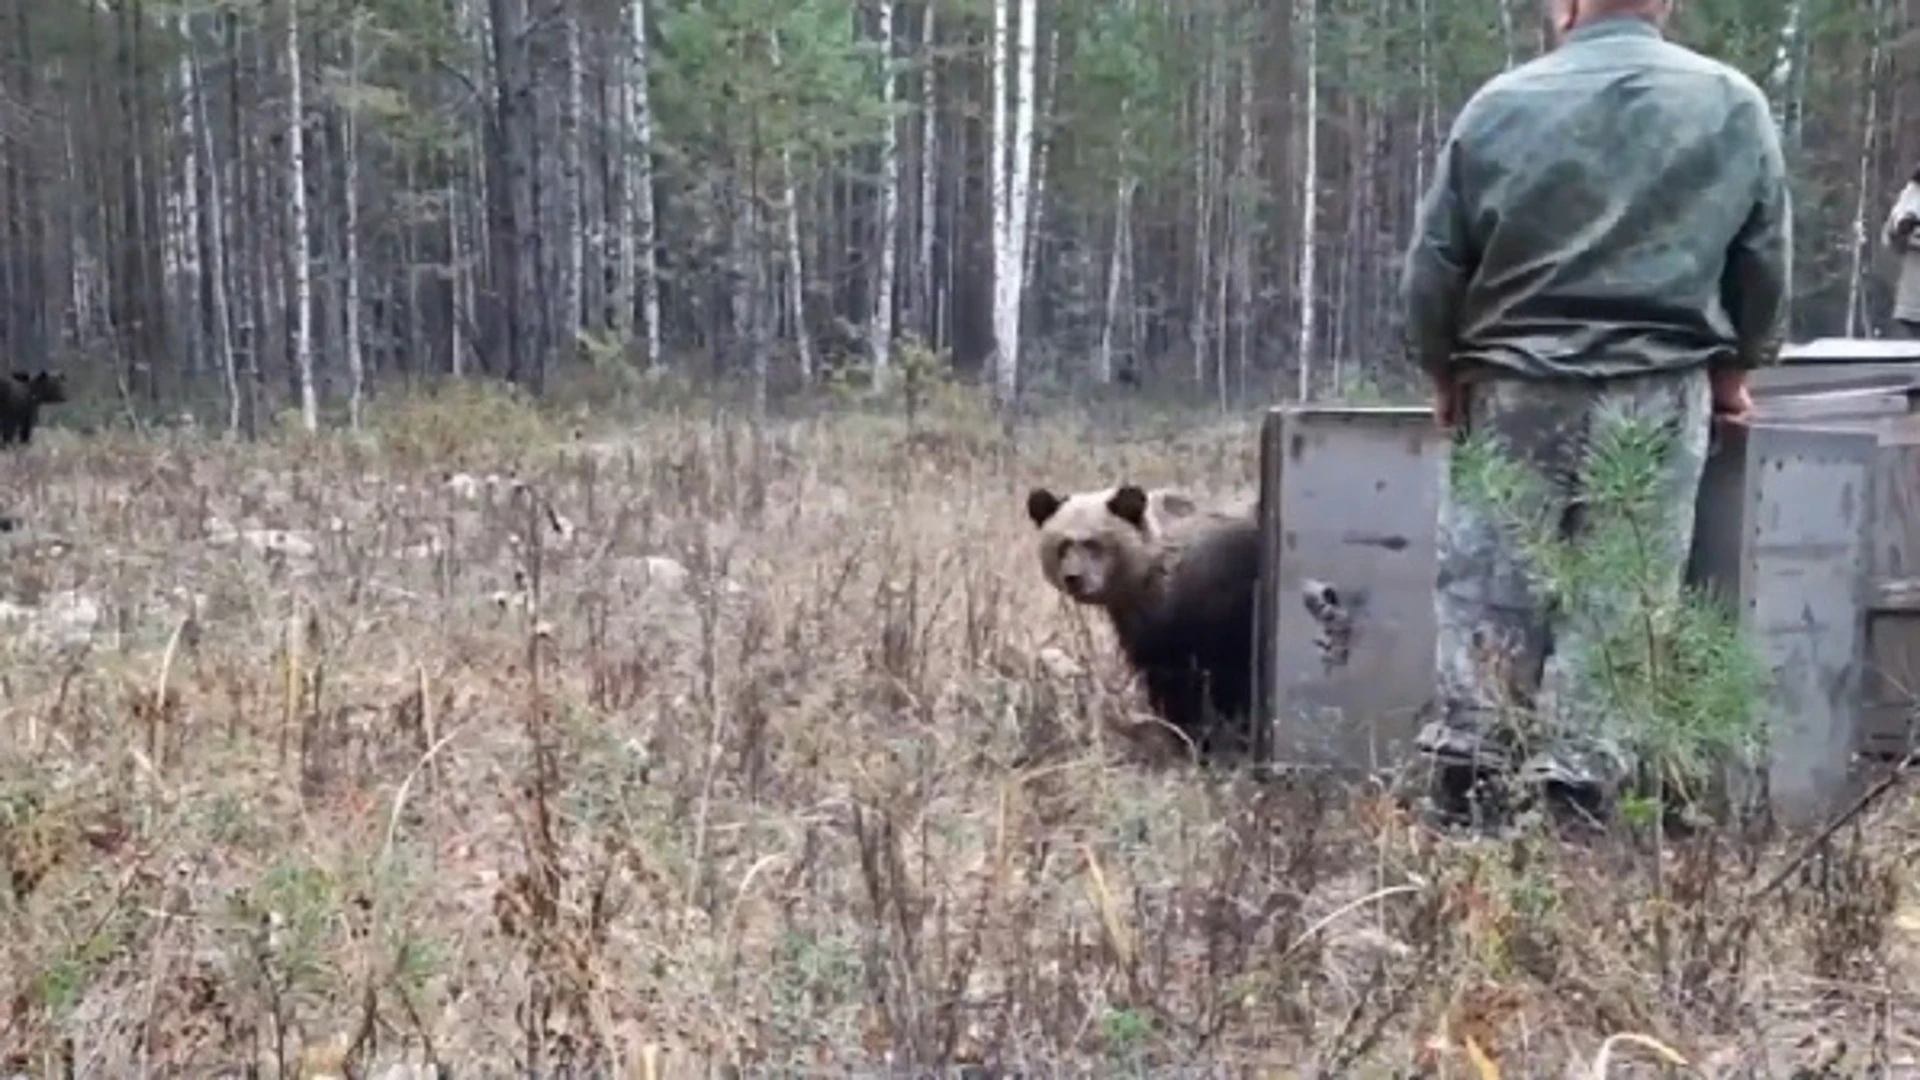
[1026,482,1262,762]
[0,371,69,447]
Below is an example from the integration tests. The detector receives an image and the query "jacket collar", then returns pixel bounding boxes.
[1565,15,1663,45]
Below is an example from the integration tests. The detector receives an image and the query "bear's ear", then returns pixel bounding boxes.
[1107,485,1150,530]
[1026,488,1063,527]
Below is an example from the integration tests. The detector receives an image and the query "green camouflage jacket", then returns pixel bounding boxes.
[1401,16,1792,380]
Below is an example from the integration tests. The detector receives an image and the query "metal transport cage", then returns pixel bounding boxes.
[1255,339,1920,828]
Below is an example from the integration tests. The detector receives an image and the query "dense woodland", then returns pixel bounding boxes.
[0,0,1912,432]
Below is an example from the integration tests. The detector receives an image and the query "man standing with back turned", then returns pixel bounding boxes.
[1400,0,1792,827]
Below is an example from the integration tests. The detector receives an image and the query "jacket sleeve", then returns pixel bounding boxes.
[1401,132,1478,378]
[1720,94,1792,371]
[1884,184,1920,252]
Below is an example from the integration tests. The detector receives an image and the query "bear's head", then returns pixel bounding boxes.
[1026,484,1197,607]
[11,371,68,405]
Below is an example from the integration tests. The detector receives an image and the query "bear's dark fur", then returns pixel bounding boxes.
[1028,484,1262,762]
[1117,513,1262,762]
[0,371,68,447]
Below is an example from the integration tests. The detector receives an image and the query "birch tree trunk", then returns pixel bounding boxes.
[610,48,633,341]
[1294,0,1318,401]
[1499,0,1516,69]
[779,152,812,380]
[1844,0,1885,335]
[1021,27,1057,295]
[1770,1,1805,144]
[403,159,424,371]
[560,0,584,354]
[990,0,1037,407]
[230,9,264,436]
[285,0,316,429]
[627,0,662,370]
[1232,50,1256,402]
[766,31,814,381]
[917,0,938,345]
[448,0,474,376]
[1190,19,1214,385]
[174,15,204,378]
[1415,0,1433,192]
[343,16,364,428]
[187,15,240,430]
[449,179,468,376]
[869,0,899,383]
[1208,21,1230,405]
[1096,169,1134,384]
[990,0,1011,402]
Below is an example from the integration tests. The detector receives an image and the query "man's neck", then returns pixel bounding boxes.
[1566,12,1663,40]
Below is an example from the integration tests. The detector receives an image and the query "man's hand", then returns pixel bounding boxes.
[1431,369,1461,429]
[1710,368,1753,426]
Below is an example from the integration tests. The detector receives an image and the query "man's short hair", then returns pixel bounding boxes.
[1556,0,1670,18]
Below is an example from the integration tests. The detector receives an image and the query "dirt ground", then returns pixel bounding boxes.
[1,384,1916,1077]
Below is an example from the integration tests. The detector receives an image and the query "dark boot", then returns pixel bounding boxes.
[1412,717,1518,833]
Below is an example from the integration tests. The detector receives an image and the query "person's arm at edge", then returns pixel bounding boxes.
[1720,87,1792,375]
[1883,182,1920,252]
[1401,122,1480,381]
[1882,191,1910,252]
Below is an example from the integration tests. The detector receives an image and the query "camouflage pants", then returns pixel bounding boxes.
[1418,366,1713,805]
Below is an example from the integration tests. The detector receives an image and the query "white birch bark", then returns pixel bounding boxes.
[627,0,662,370]
[1096,139,1134,383]
[175,14,204,371]
[286,0,316,429]
[769,31,814,380]
[1294,0,1318,401]
[1011,0,1036,294]
[1769,1,1804,144]
[779,153,812,379]
[869,0,900,383]
[990,0,1037,406]
[1498,0,1515,69]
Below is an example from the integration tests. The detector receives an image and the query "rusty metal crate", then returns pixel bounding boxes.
[1257,341,1920,829]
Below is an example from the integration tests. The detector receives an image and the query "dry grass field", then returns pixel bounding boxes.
[2,379,1918,1077]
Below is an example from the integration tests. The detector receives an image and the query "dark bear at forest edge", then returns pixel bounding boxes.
[1026,483,1261,762]
[0,371,69,447]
